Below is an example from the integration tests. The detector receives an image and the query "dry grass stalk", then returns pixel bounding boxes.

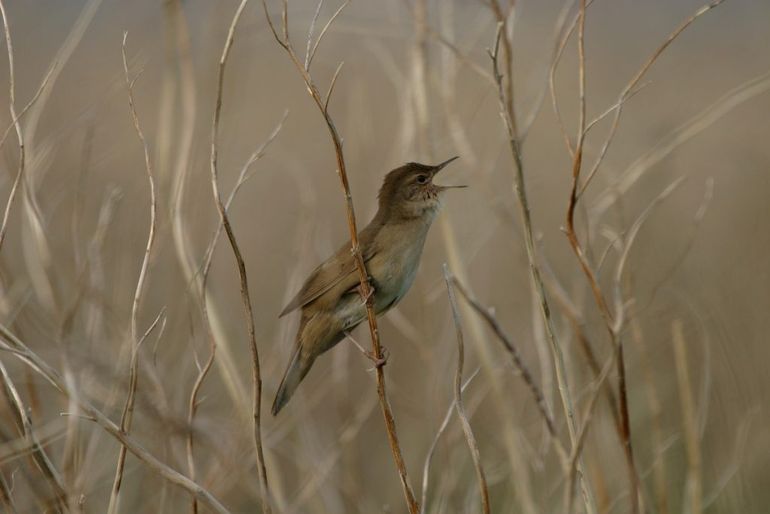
[207,1,272,511]
[0,324,233,514]
[0,0,24,253]
[451,277,559,444]
[488,18,597,514]
[419,368,479,514]
[672,320,702,514]
[443,265,490,514]
[0,360,67,512]
[261,1,420,511]
[563,178,684,512]
[562,2,727,511]
[107,32,161,514]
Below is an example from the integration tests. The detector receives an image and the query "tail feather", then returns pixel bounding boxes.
[271,345,313,416]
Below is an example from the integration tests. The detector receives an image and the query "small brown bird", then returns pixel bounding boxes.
[272,157,463,415]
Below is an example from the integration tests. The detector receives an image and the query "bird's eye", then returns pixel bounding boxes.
[416,174,429,184]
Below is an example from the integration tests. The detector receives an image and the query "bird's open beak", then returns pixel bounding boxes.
[432,156,466,190]
[432,155,460,174]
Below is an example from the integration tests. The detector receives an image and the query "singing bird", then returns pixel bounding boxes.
[272,157,463,415]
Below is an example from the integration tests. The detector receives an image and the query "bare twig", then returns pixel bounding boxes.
[0,0,24,253]
[451,277,559,443]
[165,0,250,419]
[560,2,645,510]
[672,320,702,514]
[443,265,490,514]
[579,0,728,195]
[208,2,271,511]
[187,111,285,510]
[0,360,67,512]
[0,324,232,514]
[563,178,683,512]
[592,66,767,219]
[419,368,480,514]
[262,2,419,512]
[488,20,596,514]
[107,32,160,514]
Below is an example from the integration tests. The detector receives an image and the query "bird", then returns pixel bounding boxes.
[271,156,463,415]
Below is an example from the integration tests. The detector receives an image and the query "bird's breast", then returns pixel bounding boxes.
[369,226,429,314]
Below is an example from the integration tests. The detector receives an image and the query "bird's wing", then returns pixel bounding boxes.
[278,241,378,318]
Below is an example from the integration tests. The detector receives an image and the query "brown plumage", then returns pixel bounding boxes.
[272,157,462,415]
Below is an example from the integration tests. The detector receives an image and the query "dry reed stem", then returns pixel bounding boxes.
[443,265,490,514]
[419,368,479,514]
[451,277,561,446]
[579,0,728,196]
[429,10,540,511]
[562,2,644,510]
[164,0,252,429]
[519,0,576,142]
[186,111,285,513]
[548,0,595,157]
[672,321,702,514]
[0,5,67,509]
[592,67,768,219]
[488,20,597,514]
[0,0,24,254]
[0,360,67,512]
[106,32,160,514]
[262,2,419,511]
[208,2,271,511]
[563,5,726,510]
[564,178,684,512]
[0,324,232,514]
[0,470,17,513]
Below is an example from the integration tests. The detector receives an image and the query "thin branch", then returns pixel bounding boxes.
[560,2,644,511]
[592,67,769,219]
[443,265,490,514]
[419,368,480,514]
[451,277,559,444]
[563,178,683,513]
[0,360,68,511]
[306,0,350,71]
[0,0,24,253]
[672,320,702,514]
[188,111,286,512]
[107,32,160,514]
[208,2,271,512]
[262,2,419,512]
[520,0,576,142]
[488,20,596,514]
[579,0,728,195]
[0,324,232,514]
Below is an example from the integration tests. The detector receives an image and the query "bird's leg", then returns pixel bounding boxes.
[354,276,376,306]
[344,331,389,369]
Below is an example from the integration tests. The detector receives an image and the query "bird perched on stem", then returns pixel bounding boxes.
[272,156,463,415]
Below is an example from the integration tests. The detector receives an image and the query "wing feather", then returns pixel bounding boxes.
[278,241,377,317]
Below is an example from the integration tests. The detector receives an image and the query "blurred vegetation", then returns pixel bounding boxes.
[0,0,768,513]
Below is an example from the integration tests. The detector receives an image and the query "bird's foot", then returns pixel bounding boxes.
[365,346,389,370]
[355,278,375,306]
[344,332,389,370]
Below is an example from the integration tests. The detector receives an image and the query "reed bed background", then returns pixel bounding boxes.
[0,0,768,513]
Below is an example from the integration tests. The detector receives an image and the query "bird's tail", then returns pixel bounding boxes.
[271,345,313,416]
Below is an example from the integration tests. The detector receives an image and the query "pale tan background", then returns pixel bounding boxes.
[0,0,768,512]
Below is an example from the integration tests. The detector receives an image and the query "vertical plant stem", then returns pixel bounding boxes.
[488,21,597,514]
[208,2,272,511]
[262,2,420,511]
[444,265,490,514]
[107,32,159,514]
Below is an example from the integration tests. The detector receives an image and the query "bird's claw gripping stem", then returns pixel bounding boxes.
[356,277,375,305]
[365,346,389,369]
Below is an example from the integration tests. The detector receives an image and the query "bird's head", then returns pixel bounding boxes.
[377,156,464,220]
